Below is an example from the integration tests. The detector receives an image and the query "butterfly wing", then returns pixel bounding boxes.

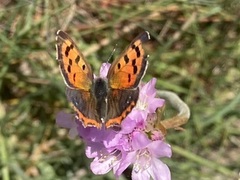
[66,88,102,128]
[56,30,93,90]
[107,31,150,89]
[105,89,139,129]
[105,31,150,128]
[56,30,102,128]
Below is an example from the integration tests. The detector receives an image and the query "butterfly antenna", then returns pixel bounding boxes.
[106,43,117,63]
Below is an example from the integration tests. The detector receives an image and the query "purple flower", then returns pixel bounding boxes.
[56,63,172,180]
[56,111,78,139]
[137,78,165,114]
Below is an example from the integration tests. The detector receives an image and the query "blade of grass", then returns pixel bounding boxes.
[0,133,10,180]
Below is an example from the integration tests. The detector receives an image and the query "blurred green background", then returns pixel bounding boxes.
[0,0,239,179]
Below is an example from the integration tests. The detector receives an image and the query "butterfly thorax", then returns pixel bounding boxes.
[92,78,108,123]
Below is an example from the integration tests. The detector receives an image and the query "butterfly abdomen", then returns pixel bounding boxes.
[92,78,108,123]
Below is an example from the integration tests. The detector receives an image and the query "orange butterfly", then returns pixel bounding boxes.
[56,30,150,129]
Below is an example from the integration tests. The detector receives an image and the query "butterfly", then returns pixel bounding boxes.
[56,30,150,129]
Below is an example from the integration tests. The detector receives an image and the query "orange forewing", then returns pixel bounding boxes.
[107,31,150,89]
[56,30,93,91]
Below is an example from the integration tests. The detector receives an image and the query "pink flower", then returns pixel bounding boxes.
[56,63,172,180]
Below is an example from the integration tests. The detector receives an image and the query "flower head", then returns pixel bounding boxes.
[56,63,172,180]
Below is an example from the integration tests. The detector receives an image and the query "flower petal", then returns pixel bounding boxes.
[148,98,165,113]
[140,78,157,97]
[85,142,105,158]
[132,168,150,180]
[56,111,78,138]
[148,158,171,180]
[90,156,113,174]
[120,116,137,134]
[68,126,78,139]
[104,133,121,148]
[56,111,75,129]
[116,151,136,176]
[77,123,115,143]
[147,141,172,158]
[100,63,111,78]
[132,132,151,150]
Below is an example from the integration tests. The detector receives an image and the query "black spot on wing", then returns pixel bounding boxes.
[132,59,136,66]
[128,74,131,83]
[69,59,72,65]
[73,73,76,82]
[131,44,136,49]
[65,46,70,57]
[75,55,80,64]
[135,46,141,58]
[65,43,74,57]
[117,63,121,69]
[124,55,129,64]
[133,66,137,74]
[67,65,71,73]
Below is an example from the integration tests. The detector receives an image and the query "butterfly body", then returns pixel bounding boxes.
[56,30,150,129]
[92,78,108,122]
